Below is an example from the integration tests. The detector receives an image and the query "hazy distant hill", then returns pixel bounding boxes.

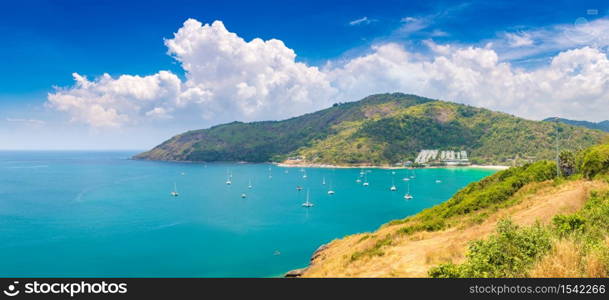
[544,117,609,133]
[135,93,608,165]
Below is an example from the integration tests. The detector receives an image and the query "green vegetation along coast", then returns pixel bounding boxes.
[299,141,609,277]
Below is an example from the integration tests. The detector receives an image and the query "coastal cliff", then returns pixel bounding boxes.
[294,142,609,278]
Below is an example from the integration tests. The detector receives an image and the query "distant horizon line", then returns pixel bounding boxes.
[0,149,146,152]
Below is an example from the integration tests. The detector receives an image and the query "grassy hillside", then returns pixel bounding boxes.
[134,93,431,162]
[135,93,608,165]
[300,142,609,278]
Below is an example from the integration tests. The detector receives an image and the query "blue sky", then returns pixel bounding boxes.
[2,0,609,149]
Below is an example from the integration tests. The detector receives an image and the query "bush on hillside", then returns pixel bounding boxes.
[429,220,552,278]
[580,143,609,179]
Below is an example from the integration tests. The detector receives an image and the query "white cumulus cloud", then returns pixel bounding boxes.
[329,43,609,121]
[48,71,181,127]
[48,19,336,128]
[47,18,609,129]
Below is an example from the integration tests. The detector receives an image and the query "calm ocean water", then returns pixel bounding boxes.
[0,151,495,277]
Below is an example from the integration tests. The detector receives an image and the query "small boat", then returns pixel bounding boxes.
[327,190,335,195]
[226,169,232,184]
[356,178,362,183]
[248,179,253,189]
[403,177,410,181]
[170,183,179,197]
[302,190,314,207]
[363,181,369,186]
[322,177,326,185]
[390,185,397,191]
[273,250,281,256]
[303,173,307,179]
[435,180,442,183]
[404,180,413,199]
[241,193,247,198]
[296,185,303,191]
[181,172,186,176]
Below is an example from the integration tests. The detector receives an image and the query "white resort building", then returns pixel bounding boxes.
[414,150,469,166]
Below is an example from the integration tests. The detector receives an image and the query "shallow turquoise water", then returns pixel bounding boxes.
[0,151,496,277]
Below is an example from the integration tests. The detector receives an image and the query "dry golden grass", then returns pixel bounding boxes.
[530,237,609,278]
[529,239,582,277]
[302,180,608,278]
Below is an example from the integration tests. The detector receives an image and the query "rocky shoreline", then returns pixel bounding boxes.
[284,243,329,278]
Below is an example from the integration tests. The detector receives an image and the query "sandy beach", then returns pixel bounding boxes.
[275,161,510,170]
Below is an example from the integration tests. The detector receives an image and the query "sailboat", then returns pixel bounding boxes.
[390,178,397,191]
[268,167,272,179]
[241,193,247,198]
[302,190,314,207]
[356,178,362,183]
[170,183,179,197]
[363,174,369,186]
[248,179,253,189]
[327,181,335,195]
[296,185,303,191]
[404,181,413,199]
[322,177,326,185]
[302,172,307,179]
[226,169,232,185]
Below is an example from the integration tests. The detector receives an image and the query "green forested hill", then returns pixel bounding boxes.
[134,93,608,165]
[544,117,609,133]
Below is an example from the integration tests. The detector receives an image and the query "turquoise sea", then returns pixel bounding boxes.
[0,151,496,277]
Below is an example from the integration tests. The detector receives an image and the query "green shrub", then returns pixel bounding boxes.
[429,220,552,278]
[580,143,609,179]
[553,214,586,236]
[349,235,393,262]
[428,263,462,278]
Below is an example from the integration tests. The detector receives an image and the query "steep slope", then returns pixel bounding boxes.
[545,117,609,133]
[299,142,609,278]
[135,93,608,165]
[302,180,607,277]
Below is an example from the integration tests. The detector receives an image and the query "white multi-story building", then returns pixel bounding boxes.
[414,149,470,165]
